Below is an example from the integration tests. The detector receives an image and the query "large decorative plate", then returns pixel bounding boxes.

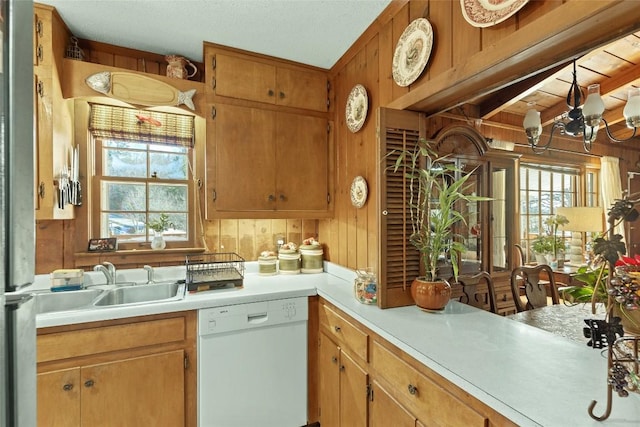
[350,176,368,208]
[461,0,529,28]
[345,84,368,133]
[392,18,433,87]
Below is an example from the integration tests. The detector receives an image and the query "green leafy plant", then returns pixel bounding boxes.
[392,138,491,282]
[146,213,174,233]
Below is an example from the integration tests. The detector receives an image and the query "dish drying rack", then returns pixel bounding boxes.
[185,253,245,292]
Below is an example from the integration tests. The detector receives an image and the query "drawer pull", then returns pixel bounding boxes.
[408,384,418,395]
[62,383,73,391]
[84,379,94,388]
[334,325,341,332]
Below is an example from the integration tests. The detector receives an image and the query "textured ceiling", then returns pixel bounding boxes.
[39,0,392,69]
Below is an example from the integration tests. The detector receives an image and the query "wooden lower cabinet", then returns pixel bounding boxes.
[370,380,415,427]
[319,331,368,427]
[315,299,518,427]
[37,311,197,427]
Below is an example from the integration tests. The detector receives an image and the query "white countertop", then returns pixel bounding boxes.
[33,262,640,426]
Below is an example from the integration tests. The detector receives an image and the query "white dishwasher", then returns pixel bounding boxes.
[198,297,308,427]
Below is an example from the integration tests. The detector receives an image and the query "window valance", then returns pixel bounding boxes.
[88,103,194,147]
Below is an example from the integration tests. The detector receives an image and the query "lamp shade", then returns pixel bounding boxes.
[555,207,604,232]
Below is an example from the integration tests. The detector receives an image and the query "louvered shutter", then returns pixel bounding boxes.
[377,108,425,308]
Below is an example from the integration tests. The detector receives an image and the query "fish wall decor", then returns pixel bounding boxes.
[85,71,196,110]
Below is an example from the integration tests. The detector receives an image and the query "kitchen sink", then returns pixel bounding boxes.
[93,281,186,307]
[35,288,105,314]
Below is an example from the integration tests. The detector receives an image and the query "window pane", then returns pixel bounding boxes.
[101,181,146,211]
[105,147,147,178]
[104,140,147,150]
[149,183,188,211]
[102,212,146,240]
[149,152,187,179]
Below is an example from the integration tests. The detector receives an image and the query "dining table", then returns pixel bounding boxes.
[508,302,607,344]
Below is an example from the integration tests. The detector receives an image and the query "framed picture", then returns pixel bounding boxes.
[88,237,117,252]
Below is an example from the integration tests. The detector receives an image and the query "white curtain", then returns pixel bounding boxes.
[600,156,625,239]
[492,170,506,267]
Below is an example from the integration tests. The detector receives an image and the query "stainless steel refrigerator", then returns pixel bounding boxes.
[1,0,36,426]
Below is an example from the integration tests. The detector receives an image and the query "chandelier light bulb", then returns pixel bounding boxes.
[582,84,605,125]
[623,87,640,129]
[523,105,542,144]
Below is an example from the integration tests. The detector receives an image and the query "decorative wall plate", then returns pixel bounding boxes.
[460,0,529,28]
[345,84,368,133]
[350,176,368,208]
[392,18,434,87]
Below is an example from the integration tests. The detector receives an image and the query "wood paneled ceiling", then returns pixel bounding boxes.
[460,30,640,146]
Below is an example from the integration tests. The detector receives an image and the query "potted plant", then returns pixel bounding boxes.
[146,213,174,250]
[392,138,490,311]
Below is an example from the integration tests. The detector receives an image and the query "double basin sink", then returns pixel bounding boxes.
[34,281,186,315]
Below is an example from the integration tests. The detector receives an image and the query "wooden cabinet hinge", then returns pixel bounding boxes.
[327,193,331,204]
[367,383,373,401]
[212,190,217,201]
[36,19,43,37]
[211,55,216,69]
[211,106,216,120]
[212,77,216,90]
[184,354,190,369]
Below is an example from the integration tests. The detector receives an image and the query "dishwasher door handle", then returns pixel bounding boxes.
[247,313,268,324]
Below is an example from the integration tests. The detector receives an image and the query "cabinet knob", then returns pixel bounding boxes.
[334,325,341,332]
[84,379,95,388]
[268,194,275,202]
[331,356,338,364]
[407,384,418,395]
[340,365,345,372]
[62,383,74,391]
[268,89,274,97]
[279,91,285,99]
[279,194,285,201]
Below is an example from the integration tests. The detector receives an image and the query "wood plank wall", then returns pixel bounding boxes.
[319,0,640,276]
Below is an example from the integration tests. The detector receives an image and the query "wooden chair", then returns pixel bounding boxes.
[510,264,560,312]
[456,271,498,314]
[514,244,526,266]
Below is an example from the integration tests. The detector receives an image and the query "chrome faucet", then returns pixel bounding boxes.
[103,261,116,281]
[143,265,155,284]
[93,264,113,285]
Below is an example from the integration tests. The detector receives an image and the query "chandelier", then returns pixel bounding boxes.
[523,59,640,154]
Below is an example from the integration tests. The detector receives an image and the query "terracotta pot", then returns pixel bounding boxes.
[613,304,640,336]
[410,277,451,311]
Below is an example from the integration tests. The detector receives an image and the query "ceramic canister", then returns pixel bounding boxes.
[278,249,300,274]
[258,253,278,276]
[300,244,323,273]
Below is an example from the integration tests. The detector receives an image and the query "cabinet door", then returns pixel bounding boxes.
[276,112,328,211]
[37,367,81,427]
[213,103,276,211]
[33,8,52,68]
[339,350,368,427]
[34,73,55,219]
[214,53,277,104]
[81,350,185,427]
[370,380,416,427]
[276,67,327,112]
[319,332,340,427]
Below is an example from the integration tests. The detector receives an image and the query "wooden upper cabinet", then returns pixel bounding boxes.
[208,103,330,218]
[207,49,329,112]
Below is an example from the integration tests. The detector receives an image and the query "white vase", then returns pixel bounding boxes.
[151,231,166,250]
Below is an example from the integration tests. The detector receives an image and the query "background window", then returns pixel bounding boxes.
[519,164,599,263]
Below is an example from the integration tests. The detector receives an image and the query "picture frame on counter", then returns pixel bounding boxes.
[88,237,117,252]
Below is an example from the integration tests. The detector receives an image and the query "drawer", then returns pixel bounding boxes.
[372,341,487,427]
[319,303,368,362]
[37,316,187,363]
